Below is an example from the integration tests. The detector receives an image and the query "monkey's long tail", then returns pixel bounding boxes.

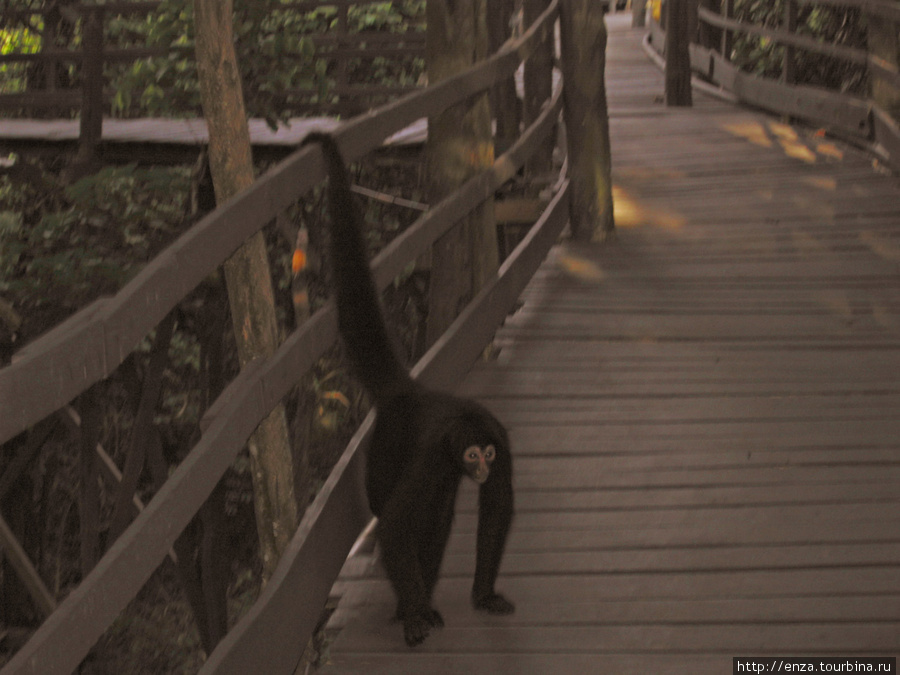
[300,132,413,402]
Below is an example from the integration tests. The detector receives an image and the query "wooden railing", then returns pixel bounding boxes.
[647,0,900,171]
[0,1,424,140]
[0,1,567,672]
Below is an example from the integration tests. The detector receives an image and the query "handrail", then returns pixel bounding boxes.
[0,2,563,673]
[697,7,868,66]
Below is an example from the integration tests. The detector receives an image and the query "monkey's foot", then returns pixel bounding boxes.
[473,592,515,615]
[401,607,444,647]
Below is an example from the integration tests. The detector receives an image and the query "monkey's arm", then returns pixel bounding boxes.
[471,464,514,614]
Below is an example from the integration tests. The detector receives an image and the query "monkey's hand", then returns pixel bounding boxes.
[472,591,515,614]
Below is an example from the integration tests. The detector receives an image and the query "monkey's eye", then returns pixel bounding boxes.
[483,445,495,462]
[464,446,481,463]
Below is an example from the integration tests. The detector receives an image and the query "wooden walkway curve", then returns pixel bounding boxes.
[318,14,900,674]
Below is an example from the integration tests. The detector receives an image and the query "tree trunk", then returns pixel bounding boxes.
[487,0,520,154]
[665,0,693,106]
[193,0,298,584]
[559,0,615,241]
[425,0,498,346]
[523,0,554,177]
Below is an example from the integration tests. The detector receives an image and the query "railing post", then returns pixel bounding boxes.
[335,3,350,115]
[866,11,900,120]
[783,0,797,85]
[523,0,554,176]
[633,0,648,28]
[720,0,733,60]
[488,0,520,154]
[697,0,716,49]
[77,6,104,165]
[425,0,498,343]
[665,0,693,106]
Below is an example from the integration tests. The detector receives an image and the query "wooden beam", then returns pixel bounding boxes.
[0,513,56,618]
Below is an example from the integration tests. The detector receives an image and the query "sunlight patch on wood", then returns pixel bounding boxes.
[612,185,686,231]
[816,143,844,160]
[860,230,900,262]
[778,138,817,164]
[721,121,772,148]
[557,254,605,282]
[801,176,837,191]
[768,122,798,141]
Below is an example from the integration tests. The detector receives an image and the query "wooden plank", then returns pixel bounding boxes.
[445,517,900,552]
[0,513,56,618]
[320,653,730,675]
[447,501,900,534]
[334,622,900,654]
[457,482,900,513]
[332,594,900,629]
[333,569,900,609]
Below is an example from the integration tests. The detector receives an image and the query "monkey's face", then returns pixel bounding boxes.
[462,445,496,484]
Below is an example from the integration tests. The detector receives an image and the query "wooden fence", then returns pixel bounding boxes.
[647,0,900,171]
[0,1,424,152]
[0,1,568,672]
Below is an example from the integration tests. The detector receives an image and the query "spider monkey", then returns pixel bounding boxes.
[300,133,515,647]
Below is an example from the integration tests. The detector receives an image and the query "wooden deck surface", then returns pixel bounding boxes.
[319,14,900,674]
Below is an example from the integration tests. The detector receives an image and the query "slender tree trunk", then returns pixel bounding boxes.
[560,0,615,241]
[193,0,298,583]
[523,0,554,176]
[425,0,498,346]
[487,0,520,154]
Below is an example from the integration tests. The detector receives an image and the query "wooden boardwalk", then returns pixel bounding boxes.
[319,15,900,674]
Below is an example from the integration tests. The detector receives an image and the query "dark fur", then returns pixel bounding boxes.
[301,133,514,646]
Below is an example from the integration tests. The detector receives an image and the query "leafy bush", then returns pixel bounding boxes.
[731,0,867,95]
[104,0,425,120]
[0,163,191,339]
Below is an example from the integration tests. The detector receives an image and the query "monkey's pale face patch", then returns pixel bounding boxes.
[463,445,495,484]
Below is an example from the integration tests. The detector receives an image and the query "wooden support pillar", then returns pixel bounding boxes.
[665,0,693,106]
[783,0,797,85]
[425,0,498,345]
[488,1,521,153]
[867,12,900,119]
[633,0,648,28]
[559,0,615,242]
[77,7,104,166]
[77,385,101,575]
[720,0,734,60]
[697,0,719,50]
[523,0,554,176]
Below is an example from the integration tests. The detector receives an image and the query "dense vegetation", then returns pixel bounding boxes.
[0,0,425,120]
[731,0,868,95]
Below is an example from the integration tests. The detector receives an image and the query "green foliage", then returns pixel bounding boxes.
[0,18,41,94]
[102,0,425,120]
[0,163,191,328]
[731,0,867,95]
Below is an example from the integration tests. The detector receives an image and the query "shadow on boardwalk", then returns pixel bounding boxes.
[319,14,900,675]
